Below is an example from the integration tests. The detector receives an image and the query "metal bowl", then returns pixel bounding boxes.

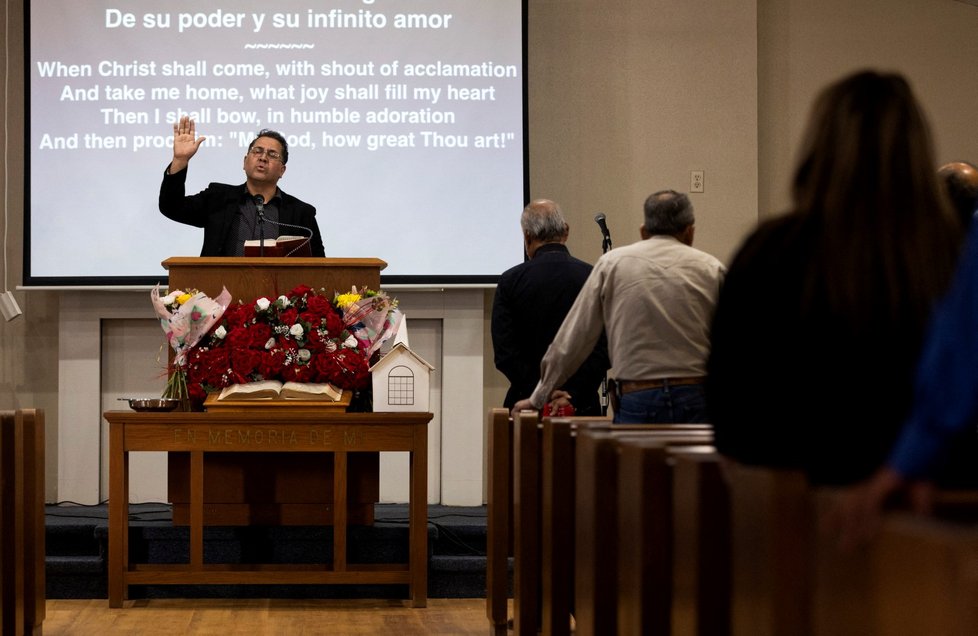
[119,398,181,412]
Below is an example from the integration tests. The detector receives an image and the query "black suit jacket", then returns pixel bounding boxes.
[159,166,325,257]
[491,243,610,415]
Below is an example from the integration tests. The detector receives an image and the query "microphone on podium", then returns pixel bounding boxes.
[250,194,316,256]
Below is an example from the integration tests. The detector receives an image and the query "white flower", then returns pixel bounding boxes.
[162,291,179,305]
[343,334,358,349]
[297,349,311,362]
[277,295,290,307]
[290,324,304,338]
[256,297,271,311]
[214,326,227,339]
[265,337,276,350]
[325,341,337,352]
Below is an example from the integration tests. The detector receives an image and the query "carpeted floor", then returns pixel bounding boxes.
[44,503,495,600]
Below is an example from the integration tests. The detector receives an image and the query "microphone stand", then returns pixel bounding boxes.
[594,213,613,416]
[255,195,265,257]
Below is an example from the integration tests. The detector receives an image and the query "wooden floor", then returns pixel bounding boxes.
[42,598,492,635]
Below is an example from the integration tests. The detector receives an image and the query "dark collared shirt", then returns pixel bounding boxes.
[225,188,282,256]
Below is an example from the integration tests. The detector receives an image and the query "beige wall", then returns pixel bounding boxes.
[526,0,758,267]
[0,0,62,499]
[758,0,978,218]
[5,0,978,500]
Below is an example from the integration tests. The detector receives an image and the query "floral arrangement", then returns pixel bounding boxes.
[151,285,233,403]
[154,284,401,406]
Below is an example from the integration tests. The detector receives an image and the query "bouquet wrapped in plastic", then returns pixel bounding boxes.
[151,285,232,404]
[334,287,403,357]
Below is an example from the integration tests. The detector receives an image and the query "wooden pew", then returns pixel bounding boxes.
[614,440,732,636]
[512,410,543,636]
[669,446,732,636]
[727,465,816,636]
[541,419,714,636]
[615,437,677,635]
[729,464,978,636]
[540,416,576,636]
[487,408,726,636]
[537,416,616,635]
[486,410,616,636]
[0,410,23,636]
[1,409,45,636]
[861,511,978,635]
[485,408,512,635]
[574,426,715,636]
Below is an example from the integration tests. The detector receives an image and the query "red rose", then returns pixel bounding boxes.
[299,310,321,327]
[186,347,229,388]
[288,284,314,300]
[313,352,338,384]
[324,311,344,338]
[222,304,252,328]
[315,349,369,389]
[279,308,299,326]
[188,382,207,404]
[305,295,333,318]
[257,350,285,378]
[282,362,315,383]
[249,323,273,348]
[304,330,329,352]
[226,325,254,349]
[230,348,262,377]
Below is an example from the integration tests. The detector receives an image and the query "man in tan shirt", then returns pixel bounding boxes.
[512,190,725,423]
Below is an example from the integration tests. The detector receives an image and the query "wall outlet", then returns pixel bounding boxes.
[690,170,704,193]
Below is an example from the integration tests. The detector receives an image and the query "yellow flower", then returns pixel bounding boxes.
[176,293,193,305]
[335,291,361,309]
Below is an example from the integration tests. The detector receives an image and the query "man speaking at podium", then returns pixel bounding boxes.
[159,116,325,257]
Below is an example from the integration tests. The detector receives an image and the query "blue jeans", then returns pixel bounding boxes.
[613,382,707,424]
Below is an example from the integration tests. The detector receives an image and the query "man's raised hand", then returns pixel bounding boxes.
[168,116,207,174]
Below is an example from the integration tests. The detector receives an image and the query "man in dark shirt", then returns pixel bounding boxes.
[491,199,609,415]
[159,116,325,257]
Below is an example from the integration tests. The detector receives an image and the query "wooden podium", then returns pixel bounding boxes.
[163,256,387,526]
[163,256,386,302]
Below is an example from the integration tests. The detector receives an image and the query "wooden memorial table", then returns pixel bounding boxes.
[105,410,431,608]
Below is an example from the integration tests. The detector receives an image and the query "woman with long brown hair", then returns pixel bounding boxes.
[706,70,964,485]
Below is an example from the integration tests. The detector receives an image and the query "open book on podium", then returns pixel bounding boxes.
[204,380,352,412]
[243,235,312,257]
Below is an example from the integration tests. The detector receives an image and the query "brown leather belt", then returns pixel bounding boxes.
[618,377,705,394]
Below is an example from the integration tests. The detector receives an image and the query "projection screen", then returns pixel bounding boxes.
[26,0,527,285]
